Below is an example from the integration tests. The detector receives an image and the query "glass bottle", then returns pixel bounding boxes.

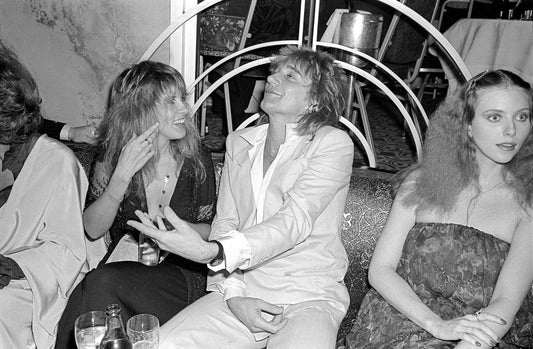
[99,304,132,349]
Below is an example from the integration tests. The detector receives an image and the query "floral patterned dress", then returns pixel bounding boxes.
[347,223,533,349]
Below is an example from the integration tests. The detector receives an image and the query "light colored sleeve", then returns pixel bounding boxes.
[206,134,248,299]
[8,152,88,295]
[207,230,251,273]
[209,140,241,238]
[236,129,353,270]
[209,268,247,301]
[6,149,89,334]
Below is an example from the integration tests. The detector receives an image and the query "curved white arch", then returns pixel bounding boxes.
[372,0,471,80]
[137,0,474,168]
[192,58,271,114]
[310,0,471,82]
[140,0,223,62]
[236,114,377,168]
[335,61,423,159]
[319,41,429,127]
[195,58,421,164]
[191,40,298,91]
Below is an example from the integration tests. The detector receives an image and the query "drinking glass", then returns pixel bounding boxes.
[74,311,107,349]
[126,314,159,349]
[138,233,160,266]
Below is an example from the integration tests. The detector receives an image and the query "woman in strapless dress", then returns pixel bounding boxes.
[347,70,533,349]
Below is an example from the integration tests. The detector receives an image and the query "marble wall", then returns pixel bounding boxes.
[0,0,170,126]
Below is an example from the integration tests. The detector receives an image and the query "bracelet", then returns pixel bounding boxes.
[102,190,122,205]
[209,240,224,266]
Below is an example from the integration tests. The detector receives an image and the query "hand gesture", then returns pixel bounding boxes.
[137,215,169,264]
[226,297,288,334]
[430,312,505,347]
[114,123,159,183]
[127,206,212,263]
[69,124,99,145]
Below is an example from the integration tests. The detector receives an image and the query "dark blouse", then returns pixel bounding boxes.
[88,144,217,266]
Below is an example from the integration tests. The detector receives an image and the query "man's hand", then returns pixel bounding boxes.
[127,206,218,264]
[227,297,288,334]
[68,124,99,145]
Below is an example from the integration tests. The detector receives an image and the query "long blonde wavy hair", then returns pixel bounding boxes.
[98,60,205,198]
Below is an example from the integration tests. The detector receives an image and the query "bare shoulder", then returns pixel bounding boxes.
[517,205,533,234]
[395,169,419,199]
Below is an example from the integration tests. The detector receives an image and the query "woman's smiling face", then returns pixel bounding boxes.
[469,86,532,166]
[157,94,189,141]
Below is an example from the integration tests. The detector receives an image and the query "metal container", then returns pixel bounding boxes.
[338,11,383,67]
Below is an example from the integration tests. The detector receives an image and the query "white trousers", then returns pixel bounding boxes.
[159,292,345,349]
[0,279,35,348]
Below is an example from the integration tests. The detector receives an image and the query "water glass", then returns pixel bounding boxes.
[126,313,159,349]
[74,311,107,349]
[138,233,160,266]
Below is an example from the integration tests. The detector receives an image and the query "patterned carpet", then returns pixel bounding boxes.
[201,95,442,173]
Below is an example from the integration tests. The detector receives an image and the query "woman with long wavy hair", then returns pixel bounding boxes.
[348,70,533,348]
[128,46,354,348]
[55,60,216,349]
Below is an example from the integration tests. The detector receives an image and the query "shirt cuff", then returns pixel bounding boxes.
[59,124,72,141]
[213,277,247,301]
[207,230,252,273]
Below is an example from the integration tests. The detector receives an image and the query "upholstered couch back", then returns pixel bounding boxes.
[338,168,393,339]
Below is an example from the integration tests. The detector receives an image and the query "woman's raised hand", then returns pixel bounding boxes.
[114,123,159,182]
[429,312,505,347]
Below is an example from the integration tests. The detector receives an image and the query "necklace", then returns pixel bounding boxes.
[162,174,170,194]
[155,158,182,210]
[157,173,174,209]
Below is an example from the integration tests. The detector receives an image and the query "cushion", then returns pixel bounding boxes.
[338,168,394,339]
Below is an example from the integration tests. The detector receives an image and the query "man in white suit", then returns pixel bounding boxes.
[129,46,354,349]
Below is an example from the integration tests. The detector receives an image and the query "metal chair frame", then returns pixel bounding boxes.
[139,0,471,168]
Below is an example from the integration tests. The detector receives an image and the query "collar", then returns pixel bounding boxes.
[234,123,309,166]
[239,123,300,145]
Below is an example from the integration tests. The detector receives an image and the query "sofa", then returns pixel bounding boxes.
[68,142,396,345]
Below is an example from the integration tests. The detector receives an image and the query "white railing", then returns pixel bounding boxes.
[139,0,471,168]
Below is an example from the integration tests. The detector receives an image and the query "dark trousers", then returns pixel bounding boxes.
[54,261,188,349]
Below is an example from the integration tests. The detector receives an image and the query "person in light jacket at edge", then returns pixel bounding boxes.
[0,43,93,348]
